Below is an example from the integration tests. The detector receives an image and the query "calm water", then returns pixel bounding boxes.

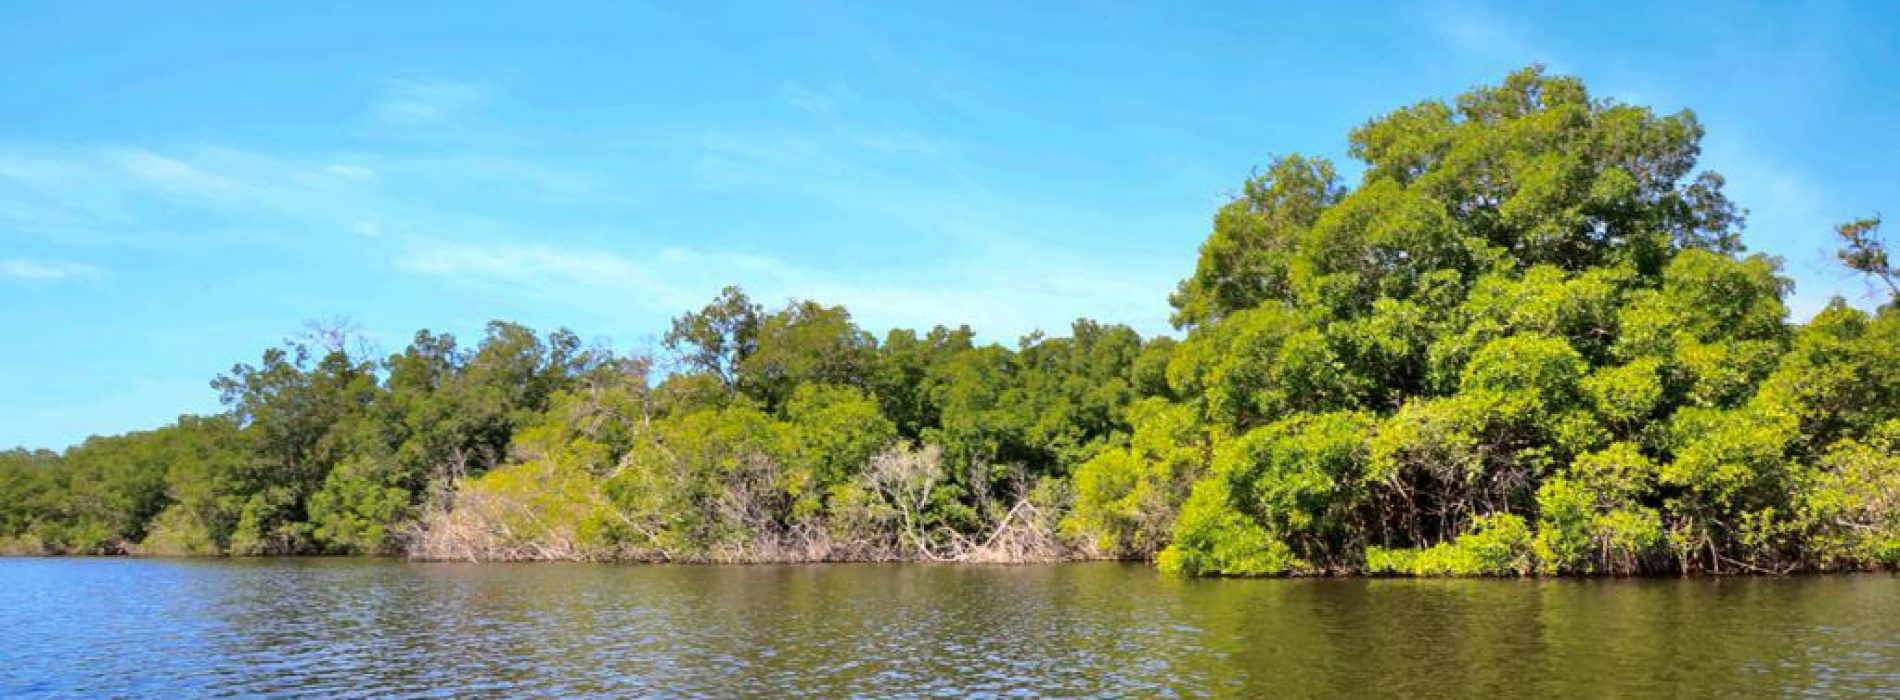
[2,560,1897,698]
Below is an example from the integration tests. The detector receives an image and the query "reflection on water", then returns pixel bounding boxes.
[1,559,1896,697]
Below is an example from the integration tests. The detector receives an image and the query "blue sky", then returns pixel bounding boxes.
[2,1,1896,450]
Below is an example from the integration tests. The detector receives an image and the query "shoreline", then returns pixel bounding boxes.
[6,552,1895,579]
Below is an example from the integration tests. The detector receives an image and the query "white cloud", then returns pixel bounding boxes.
[0,153,87,184]
[1430,4,1563,71]
[0,84,1185,345]
[109,149,237,196]
[325,163,377,180]
[852,131,946,157]
[781,80,857,118]
[0,258,101,282]
[398,239,751,311]
[371,80,491,125]
[395,234,1172,344]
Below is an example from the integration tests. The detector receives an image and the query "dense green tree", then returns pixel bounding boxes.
[1066,398,1207,557]
[869,325,976,439]
[740,300,877,410]
[1155,65,1896,575]
[1170,154,1342,330]
[783,384,898,509]
[0,449,58,552]
[1835,216,1896,302]
[664,285,763,386]
[212,332,380,553]
[1160,411,1374,574]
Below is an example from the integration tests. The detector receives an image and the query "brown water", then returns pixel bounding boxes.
[1,559,1896,697]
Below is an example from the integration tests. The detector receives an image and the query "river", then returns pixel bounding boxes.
[1,559,1896,697]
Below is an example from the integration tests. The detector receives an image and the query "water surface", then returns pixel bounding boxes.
[2,559,1896,697]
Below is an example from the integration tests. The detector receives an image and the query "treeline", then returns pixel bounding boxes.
[0,307,1165,561]
[3,66,1897,574]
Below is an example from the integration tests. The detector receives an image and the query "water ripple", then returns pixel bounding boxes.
[0,560,1896,698]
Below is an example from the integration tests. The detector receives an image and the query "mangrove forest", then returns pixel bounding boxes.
[3,67,1896,576]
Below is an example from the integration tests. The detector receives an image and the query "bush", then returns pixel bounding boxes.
[1370,513,1534,576]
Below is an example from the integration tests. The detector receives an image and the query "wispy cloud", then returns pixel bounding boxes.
[371,80,491,125]
[0,73,1182,345]
[109,149,238,196]
[1430,3,1562,71]
[781,80,855,118]
[399,239,700,309]
[324,163,377,181]
[0,153,88,184]
[782,82,834,117]
[0,258,101,282]
[396,231,1170,344]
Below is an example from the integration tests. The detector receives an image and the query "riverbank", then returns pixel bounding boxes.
[14,547,1894,578]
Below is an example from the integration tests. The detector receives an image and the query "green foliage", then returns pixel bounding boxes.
[1155,65,1889,577]
[606,404,797,556]
[1367,513,1534,576]
[1427,265,1633,390]
[1834,216,1897,302]
[869,325,975,438]
[308,456,411,554]
[230,486,309,556]
[37,433,171,552]
[1158,474,1297,576]
[784,384,898,514]
[1583,358,1664,431]
[419,425,622,560]
[5,66,1896,577]
[1170,154,1342,329]
[1661,406,1796,511]
[1066,399,1206,557]
[1531,458,1664,576]
[1754,302,1900,451]
[1166,304,1320,427]
[0,449,57,552]
[1797,426,1900,569]
[138,504,221,556]
[664,285,761,386]
[1158,412,1372,574]
[1460,334,1586,413]
[740,300,877,410]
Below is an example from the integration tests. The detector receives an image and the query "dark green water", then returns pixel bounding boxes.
[2,559,1896,698]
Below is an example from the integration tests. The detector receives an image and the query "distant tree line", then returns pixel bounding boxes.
[3,67,1896,574]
